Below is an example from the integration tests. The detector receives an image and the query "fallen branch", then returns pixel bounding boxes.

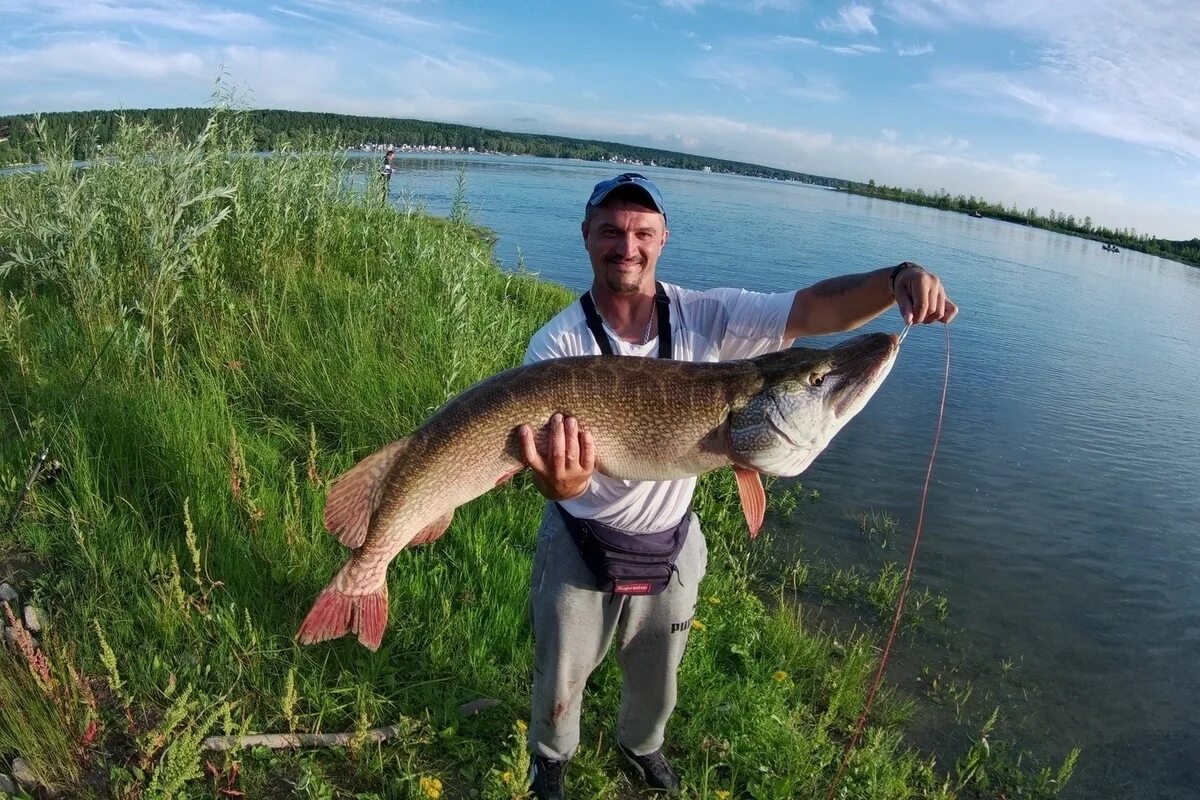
[201,698,503,751]
[202,725,405,752]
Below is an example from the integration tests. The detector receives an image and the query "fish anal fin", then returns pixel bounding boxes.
[324,438,409,549]
[296,583,389,652]
[733,466,766,538]
[408,510,454,547]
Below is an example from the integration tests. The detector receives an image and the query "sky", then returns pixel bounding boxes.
[2,0,1199,239]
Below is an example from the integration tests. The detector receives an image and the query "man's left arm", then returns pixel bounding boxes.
[785,262,958,338]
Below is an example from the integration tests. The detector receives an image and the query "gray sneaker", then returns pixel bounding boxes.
[618,741,680,793]
[529,755,567,800]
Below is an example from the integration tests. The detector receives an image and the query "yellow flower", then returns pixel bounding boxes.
[706,595,721,605]
[772,670,789,682]
[691,618,705,631]
[516,719,528,734]
[715,791,732,800]
[500,770,516,788]
[419,775,443,799]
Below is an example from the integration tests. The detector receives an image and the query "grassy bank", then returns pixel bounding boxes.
[0,111,1075,799]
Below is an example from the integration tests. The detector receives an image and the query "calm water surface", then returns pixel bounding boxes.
[375,153,1200,799]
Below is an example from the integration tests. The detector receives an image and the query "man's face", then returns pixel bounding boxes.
[582,199,669,295]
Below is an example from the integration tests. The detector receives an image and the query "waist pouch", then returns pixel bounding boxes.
[555,504,690,596]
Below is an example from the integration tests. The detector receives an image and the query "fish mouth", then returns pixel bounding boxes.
[828,332,900,417]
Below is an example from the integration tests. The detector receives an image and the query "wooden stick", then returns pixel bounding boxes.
[202,724,405,752]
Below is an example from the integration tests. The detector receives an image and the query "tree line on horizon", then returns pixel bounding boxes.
[1,106,1196,268]
[851,179,1200,267]
[0,107,851,186]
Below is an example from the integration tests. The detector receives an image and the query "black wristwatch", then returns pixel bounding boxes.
[889,261,922,297]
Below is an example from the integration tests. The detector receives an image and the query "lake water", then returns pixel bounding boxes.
[375,153,1200,800]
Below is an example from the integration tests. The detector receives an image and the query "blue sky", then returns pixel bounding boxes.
[3,0,1198,238]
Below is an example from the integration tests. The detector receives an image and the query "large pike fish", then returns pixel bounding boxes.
[298,332,899,650]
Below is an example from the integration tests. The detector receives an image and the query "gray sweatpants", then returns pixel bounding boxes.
[528,503,708,761]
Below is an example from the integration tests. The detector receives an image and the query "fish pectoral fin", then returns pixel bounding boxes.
[408,510,454,547]
[324,437,410,549]
[733,466,766,538]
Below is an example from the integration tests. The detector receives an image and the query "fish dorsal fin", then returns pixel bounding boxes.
[408,510,454,547]
[733,466,765,538]
[324,438,409,549]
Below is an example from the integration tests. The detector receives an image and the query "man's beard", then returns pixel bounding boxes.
[604,261,644,294]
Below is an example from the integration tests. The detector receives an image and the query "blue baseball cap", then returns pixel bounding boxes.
[586,172,667,217]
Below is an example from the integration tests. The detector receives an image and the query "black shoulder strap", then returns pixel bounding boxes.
[579,282,673,360]
[579,290,614,356]
[654,281,673,360]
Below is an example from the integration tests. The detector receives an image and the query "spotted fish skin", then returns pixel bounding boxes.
[297,332,898,650]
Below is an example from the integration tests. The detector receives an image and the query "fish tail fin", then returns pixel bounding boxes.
[296,582,389,652]
[325,438,410,549]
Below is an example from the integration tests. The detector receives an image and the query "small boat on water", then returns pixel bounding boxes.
[1102,244,1121,252]
[968,210,983,218]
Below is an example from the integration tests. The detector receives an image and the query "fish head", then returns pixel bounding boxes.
[730,332,899,476]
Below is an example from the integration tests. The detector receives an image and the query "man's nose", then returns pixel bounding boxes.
[614,233,636,255]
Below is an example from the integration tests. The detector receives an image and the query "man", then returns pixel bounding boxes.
[518,172,956,798]
[380,148,395,199]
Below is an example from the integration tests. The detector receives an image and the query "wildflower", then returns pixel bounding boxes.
[419,775,443,799]
[706,595,721,605]
[516,719,528,734]
[715,791,732,800]
[691,618,705,631]
[772,670,789,682]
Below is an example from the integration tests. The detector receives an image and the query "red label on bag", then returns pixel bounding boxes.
[613,582,654,595]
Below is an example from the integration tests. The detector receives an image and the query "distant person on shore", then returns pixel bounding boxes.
[380,148,395,200]
[518,172,957,799]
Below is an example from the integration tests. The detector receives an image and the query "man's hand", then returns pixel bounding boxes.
[893,264,959,325]
[518,413,595,501]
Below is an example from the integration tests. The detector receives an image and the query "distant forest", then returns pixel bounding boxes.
[852,180,1200,268]
[1,107,1196,268]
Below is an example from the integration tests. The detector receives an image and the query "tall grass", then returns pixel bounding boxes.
[0,109,1075,798]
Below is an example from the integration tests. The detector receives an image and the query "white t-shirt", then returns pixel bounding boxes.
[523,282,796,532]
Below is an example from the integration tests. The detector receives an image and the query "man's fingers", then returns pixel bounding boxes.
[518,424,544,471]
[550,413,566,472]
[897,285,916,325]
[564,416,580,465]
[909,284,928,324]
[918,283,937,324]
[578,429,596,472]
[943,297,959,323]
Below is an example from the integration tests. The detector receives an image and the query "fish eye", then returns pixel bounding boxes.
[810,372,825,387]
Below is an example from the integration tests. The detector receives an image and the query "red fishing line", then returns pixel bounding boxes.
[824,324,951,800]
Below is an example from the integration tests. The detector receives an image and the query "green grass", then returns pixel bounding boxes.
[0,109,1076,798]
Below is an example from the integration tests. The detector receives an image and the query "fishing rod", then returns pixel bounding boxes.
[1,326,119,534]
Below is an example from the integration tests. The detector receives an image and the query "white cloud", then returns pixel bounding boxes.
[819,3,878,35]
[6,0,270,39]
[691,58,843,101]
[826,43,884,55]
[896,42,934,55]
[0,37,206,81]
[1012,152,1042,169]
[771,34,818,47]
[890,0,1200,162]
